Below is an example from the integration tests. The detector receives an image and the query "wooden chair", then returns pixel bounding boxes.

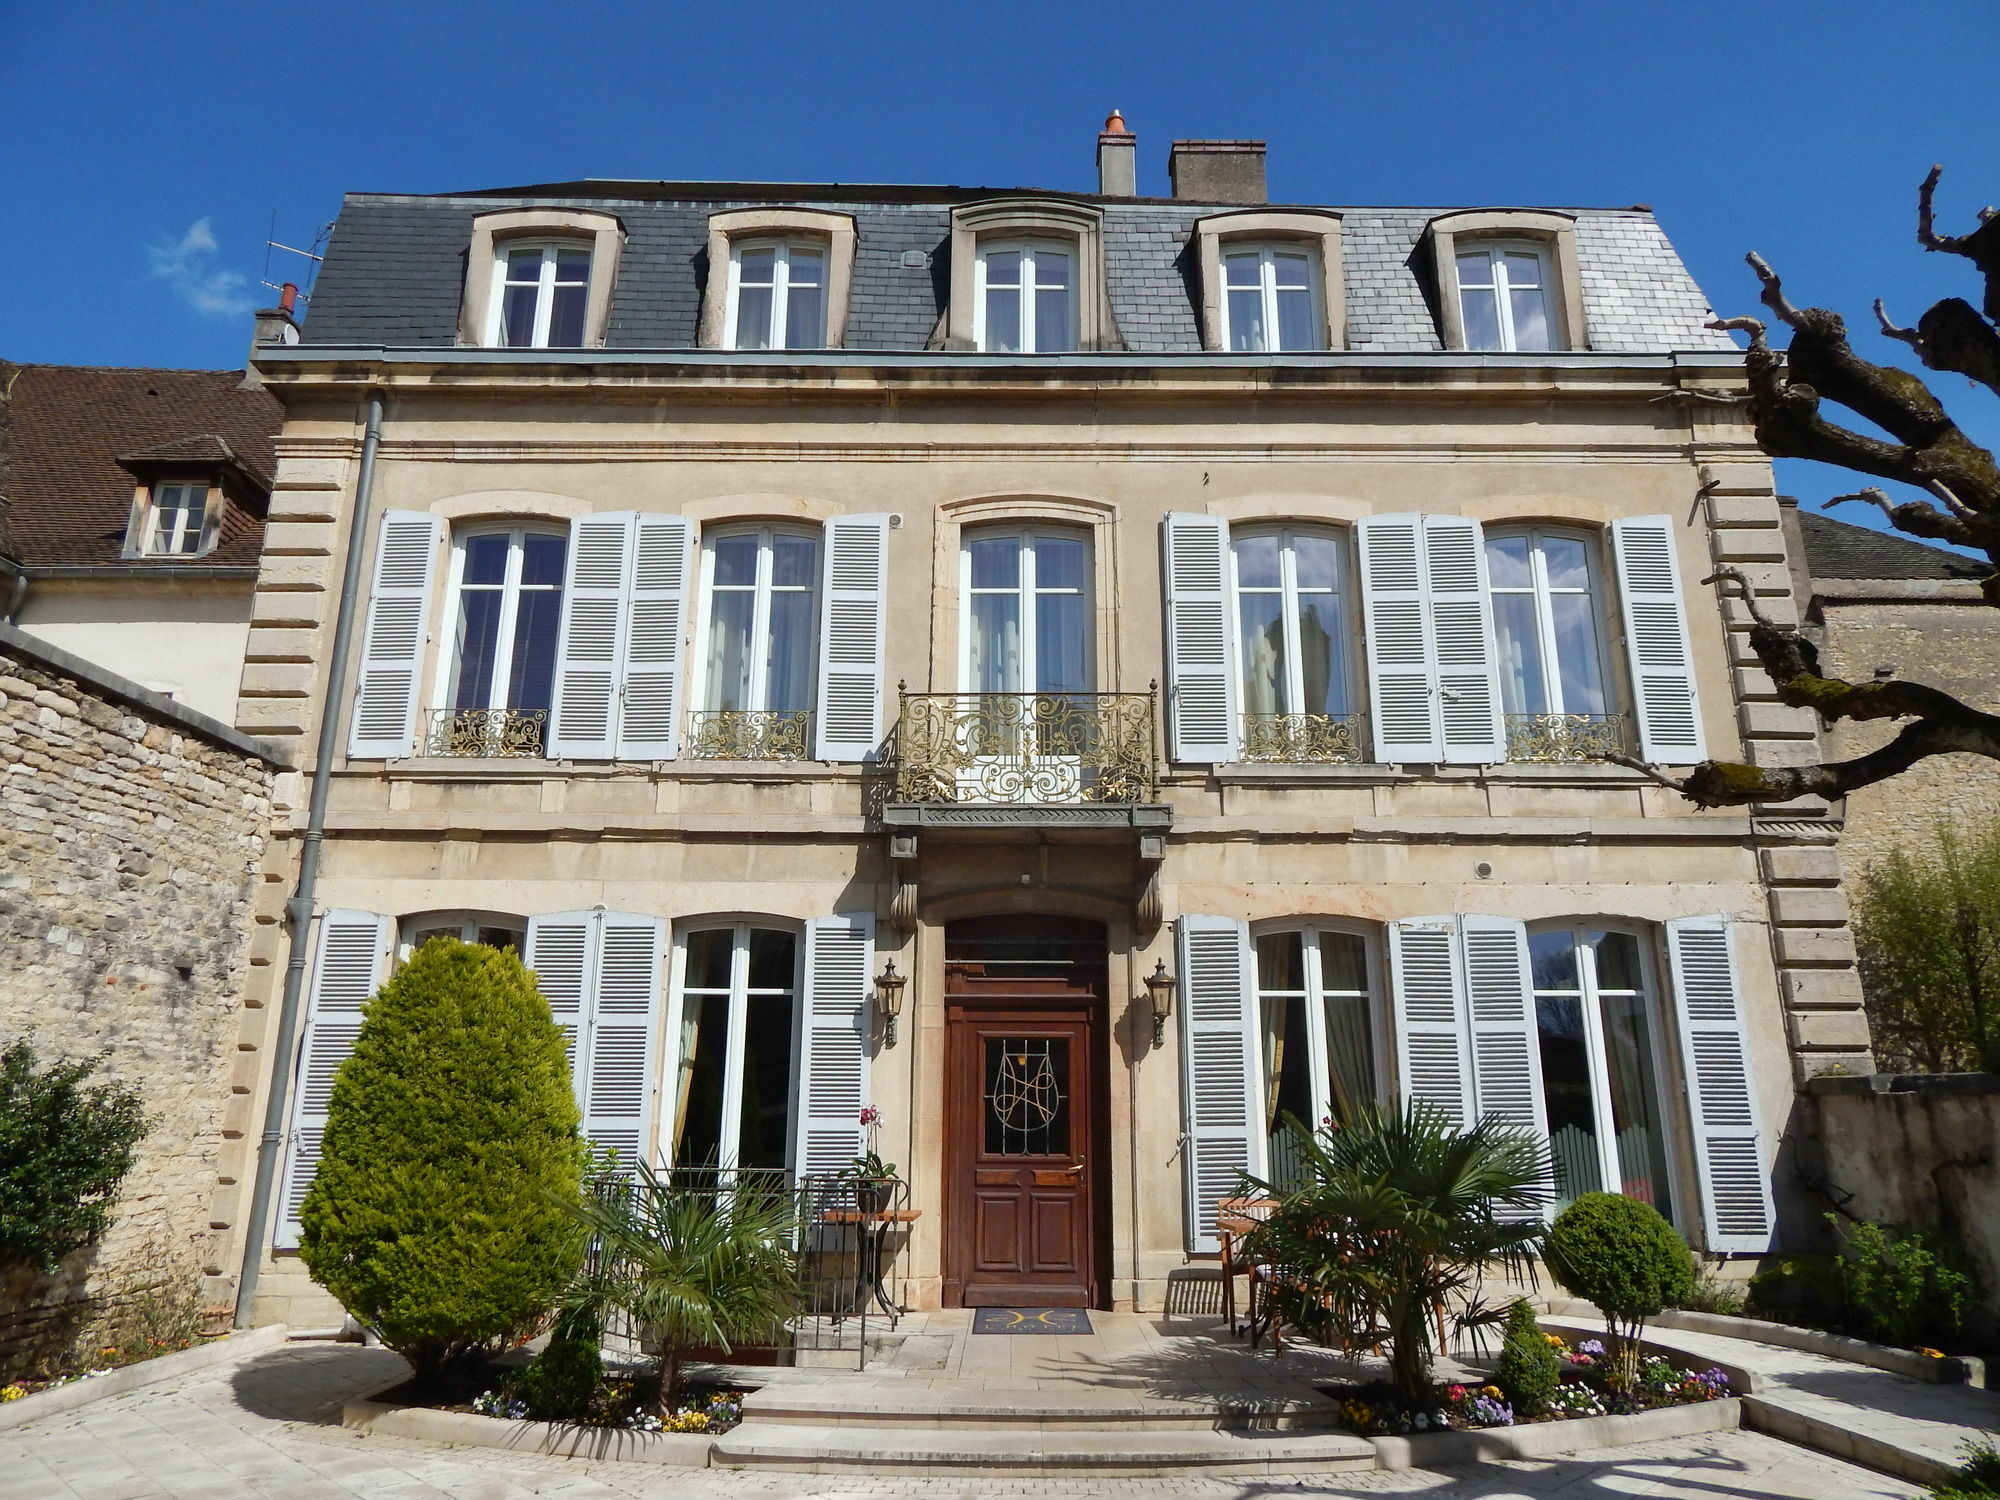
[1215,1195,1279,1337]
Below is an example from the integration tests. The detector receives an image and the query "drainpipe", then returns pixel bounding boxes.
[233,390,386,1329]
[0,555,26,623]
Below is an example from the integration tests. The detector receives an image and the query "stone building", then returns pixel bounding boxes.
[223,119,1866,1324]
[0,621,280,1361]
[0,361,281,719]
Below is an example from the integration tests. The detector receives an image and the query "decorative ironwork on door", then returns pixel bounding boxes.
[984,1038,1070,1155]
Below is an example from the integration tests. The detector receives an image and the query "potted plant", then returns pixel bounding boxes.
[849,1106,899,1214]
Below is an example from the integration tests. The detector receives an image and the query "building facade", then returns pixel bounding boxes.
[225,125,1867,1323]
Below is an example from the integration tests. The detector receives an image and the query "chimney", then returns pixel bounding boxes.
[242,284,301,389]
[1096,109,1136,197]
[1168,140,1267,205]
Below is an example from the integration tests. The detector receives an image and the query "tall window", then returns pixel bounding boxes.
[491,242,591,347]
[699,527,819,715]
[442,526,567,718]
[976,240,1076,353]
[142,480,210,555]
[1486,527,1612,721]
[961,528,1092,693]
[1455,243,1558,352]
[398,913,525,964]
[670,924,799,1170]
[1528,924,1677,1220]
[729,240,827,349]
[1232,527,1353,721]
[1223,245,1321,351]
[1256,926,1378,1185]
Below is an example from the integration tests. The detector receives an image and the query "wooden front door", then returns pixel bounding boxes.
[942,917,1107,1308]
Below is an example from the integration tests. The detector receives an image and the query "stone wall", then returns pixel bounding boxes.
[0,623,279,1364]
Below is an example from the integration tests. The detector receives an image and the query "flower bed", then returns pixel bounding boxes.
[466,1380,746,1434]
[0,1334,212,1403]
[1328,1333,1734,1438]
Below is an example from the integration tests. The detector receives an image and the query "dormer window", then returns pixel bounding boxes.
[1223,244,1322,351]
[1426,210,1586,353]
[730,240,827,349]
[946,199,1116,352]
[141,479,211,556]
[492,242,591,347]
[976,240,1075,353]
[1455,243,1555,352]
[1193,211,1345,352]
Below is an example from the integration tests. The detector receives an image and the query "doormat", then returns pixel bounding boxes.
[972,1308,1092,1335]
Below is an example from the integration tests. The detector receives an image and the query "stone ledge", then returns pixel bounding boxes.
[1653,1309,1984,1386]
[1743,1394,1957,1487]
[0,1324,288,1432]
[1806,1070,2000,1098]
[1370,1395,1739,1471]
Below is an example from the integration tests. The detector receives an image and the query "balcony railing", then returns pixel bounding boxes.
[686,709,812,761]
[1240,711,1370,765]
[890,690,1158,804]
[423,707,547,758]
[1504,711,1630,763]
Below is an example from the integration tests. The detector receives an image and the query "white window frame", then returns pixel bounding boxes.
[1252,920,1386,1133]
[1485,524,1617,719]
[727,239,828,350]
[667,920,806,1172]
[485,240,592,348]
[694,524,821,713]
[396,911,526,965]
[137,479,213,557]
[957,525,1095,693]
[1527,921,1685,1226]
[434,522,568,715]
[1454,241,1557,353]
[1220,243,1325,352]
[974,238,1079,354]
[1229,524,1358,718]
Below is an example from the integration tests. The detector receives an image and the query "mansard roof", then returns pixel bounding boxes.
[1797,509,1986,582]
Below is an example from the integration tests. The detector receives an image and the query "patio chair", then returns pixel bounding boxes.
[1215,1195,1279,1337]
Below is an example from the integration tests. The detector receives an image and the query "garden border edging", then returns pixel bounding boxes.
[1653,1309,1984,1386]
[0,1324,289,1432]
[1369,1395,1740,1471]
[341,1380,715,1467]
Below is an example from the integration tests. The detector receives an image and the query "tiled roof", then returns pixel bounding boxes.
[1798,509,1986,581]
[0,364,280,568]
[301,189,1734,354]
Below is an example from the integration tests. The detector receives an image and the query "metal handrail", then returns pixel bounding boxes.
[889,688,1159,804]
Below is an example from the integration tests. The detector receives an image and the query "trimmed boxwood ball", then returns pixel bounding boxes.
[1494,1296,1560,1417]
[1544,1192,1696,1387]
[299,937,587,1388]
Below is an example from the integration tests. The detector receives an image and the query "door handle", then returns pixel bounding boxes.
[1066,1158,1086,1177]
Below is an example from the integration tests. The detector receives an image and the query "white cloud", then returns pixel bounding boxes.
[148,218,256,317]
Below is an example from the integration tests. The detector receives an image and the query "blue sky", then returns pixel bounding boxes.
[3,0,1995,528]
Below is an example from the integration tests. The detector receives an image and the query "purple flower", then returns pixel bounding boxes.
[858,1106,881,1126]
[1579,1338,1606,1357]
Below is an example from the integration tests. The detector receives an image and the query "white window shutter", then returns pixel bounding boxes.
[585,913,666,1170]
[795,913,872,1177]
[549,514,634,759]
[1176,914,1264,1255]
[619,516,695,760]
[1665,916,1775,1253]
[1458,914,1552,1217]
[276,910,391,1247]
[1161,514,1240,763]
[1424,515,1505,764]
[1388,916,1474,1133]
[1358,515,1439,762]
[347,512,441,758]
[526,911,598,1107]
[814,515,890,762]
[1612,516,1706,763]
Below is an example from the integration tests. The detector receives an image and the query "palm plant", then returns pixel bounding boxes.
[555,1163,801,1410]
[1244,1102,1550,1409]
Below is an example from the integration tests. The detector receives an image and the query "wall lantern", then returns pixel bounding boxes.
[874,958,908,1047]
[1145,959,1176,1048]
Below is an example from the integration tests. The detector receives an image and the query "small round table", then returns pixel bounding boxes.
[820,1207,922,1318]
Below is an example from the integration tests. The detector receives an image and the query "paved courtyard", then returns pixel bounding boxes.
[0,1340,1927,1500]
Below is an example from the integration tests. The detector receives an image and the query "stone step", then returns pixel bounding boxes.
[711,1423,1377,1475]
[742,1383,1338,1432]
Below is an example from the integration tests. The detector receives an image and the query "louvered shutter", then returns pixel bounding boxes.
[1424,515,1506,764]
[1161,514,1240,763]
[526,911,597,1104]
[1389,916,1474,1132]
[619,516,694,760]
[1358,515,1439,762]
[548,514,633,759]
[1665,916,1774,1253]
[1459,914,1552,1217]
[275,910,391,1247]
[1612,516,1706,763]
[814,515,890,761]
[1176,915,1264,1254]
[794,913,872,1178]
[347,512,441,758]
[585,913,665,1169]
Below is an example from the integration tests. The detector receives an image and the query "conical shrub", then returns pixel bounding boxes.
[299,937,586,1386]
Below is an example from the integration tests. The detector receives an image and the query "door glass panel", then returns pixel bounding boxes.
[685,928,734,990]
[450,590,503,710]
[548,284,586,346]
[1275,285,1316,351]
[1263,995,1314,1185]
[969,594,1022,692]
[1550,593,1607,714]
[673,992,730,1167]
[1536,993,1604,1205]
[1297,595,1346,715]
[507,589,563,713]
[738,993,796,1169]
[1033,535,1087,591]
[1035,593,1090,693]
[1492,591,1548,715]
[746,927,796,991]
[704,589,757,710]
[985,288,1021,352]
[764,590,815,713]
[983,1038,1070,1156]
[1234,532,1282,589]
[1238,591,1286,717]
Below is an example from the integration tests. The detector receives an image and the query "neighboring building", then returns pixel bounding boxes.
[1784,500,2000,874]
[0,362,281,719]
[225,118,1866,1323]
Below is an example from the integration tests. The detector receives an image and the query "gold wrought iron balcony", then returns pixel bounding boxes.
[890,690,1158,804]
[1504,712,1629,763]
[1240,712,1369,764]
[686,709,812,761]
[424,707,547,758]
